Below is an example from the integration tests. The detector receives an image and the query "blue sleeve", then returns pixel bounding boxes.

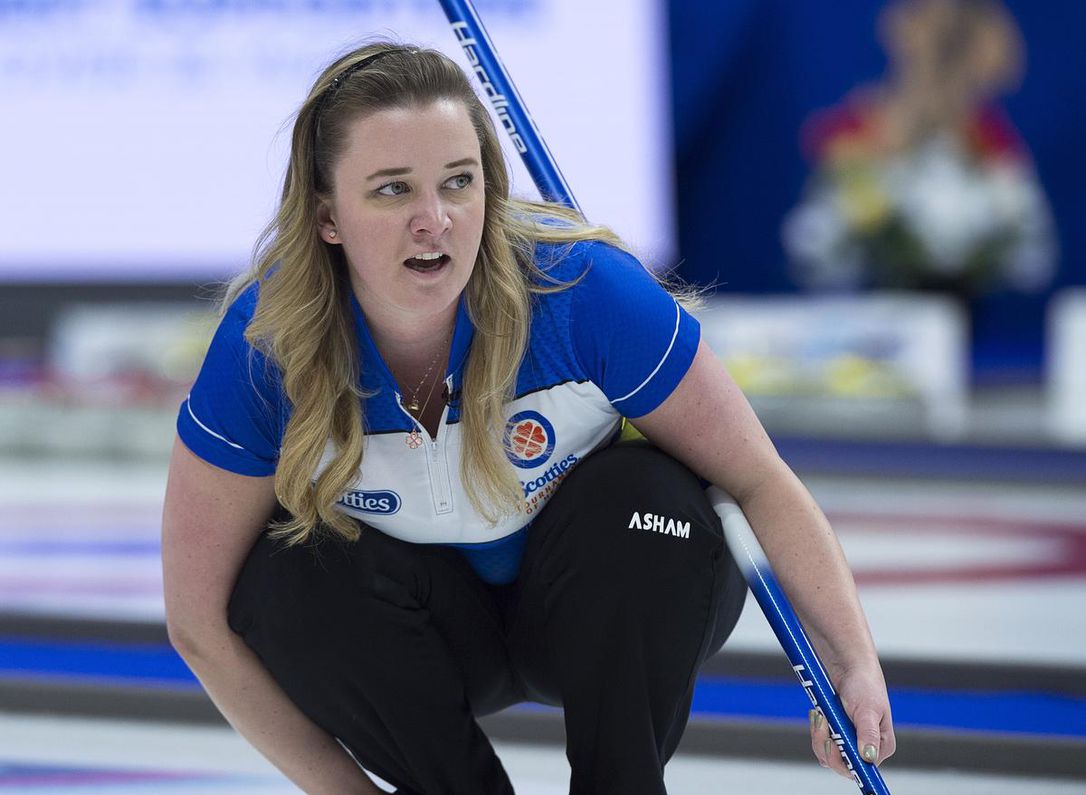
[176,286,283,476]
[569,242,700,418]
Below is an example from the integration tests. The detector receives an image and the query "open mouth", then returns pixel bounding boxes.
[404,254,450,272]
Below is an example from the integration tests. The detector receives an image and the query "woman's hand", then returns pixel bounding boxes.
[809,662,896,778]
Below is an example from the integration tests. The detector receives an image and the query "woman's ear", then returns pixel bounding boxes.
[316,199,340,245]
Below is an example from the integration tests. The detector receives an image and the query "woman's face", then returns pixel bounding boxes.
[321,99,486,329]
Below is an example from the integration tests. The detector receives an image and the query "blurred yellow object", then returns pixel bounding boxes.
[619,418,645,442]
[161,314,217,384]
[723,354,762,391]
[824,354,909,398]
[834,166,891,232]
[723,354,799,395]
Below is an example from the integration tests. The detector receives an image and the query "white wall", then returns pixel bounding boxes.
[1,0,674,280]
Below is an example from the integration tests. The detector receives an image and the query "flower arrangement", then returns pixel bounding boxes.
[783,0,1056,298]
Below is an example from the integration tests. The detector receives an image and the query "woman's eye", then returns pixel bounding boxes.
[445,173,474,190]
[376,181,409,197]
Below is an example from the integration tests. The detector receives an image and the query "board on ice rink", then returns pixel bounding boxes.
[1,714,1083,795]
[2,458,1085,786]
[2,459,1085,668]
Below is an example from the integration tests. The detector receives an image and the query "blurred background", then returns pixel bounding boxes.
[1,0,1084,792]
[672,0,1086,447]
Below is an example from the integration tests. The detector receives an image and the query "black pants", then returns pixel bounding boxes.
[228,442,747,795]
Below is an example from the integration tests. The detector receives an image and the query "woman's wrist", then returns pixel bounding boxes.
[808,623,881,682]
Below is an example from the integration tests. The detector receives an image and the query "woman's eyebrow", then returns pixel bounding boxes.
[364,158,478,181]
[366,167,411,180]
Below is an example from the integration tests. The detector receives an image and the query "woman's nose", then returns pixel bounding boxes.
[410,192,452,237]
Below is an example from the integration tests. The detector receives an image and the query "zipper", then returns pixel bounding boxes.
[429,400,454,515]
[395,383,454,516]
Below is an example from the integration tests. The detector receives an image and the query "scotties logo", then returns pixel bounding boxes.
[504,410,556,469]
[338,490,401,515]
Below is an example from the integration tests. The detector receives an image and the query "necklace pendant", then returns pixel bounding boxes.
[407,398,420,412]
[405,429,423,449]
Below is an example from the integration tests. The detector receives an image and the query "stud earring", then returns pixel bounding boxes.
[328,229,337,239]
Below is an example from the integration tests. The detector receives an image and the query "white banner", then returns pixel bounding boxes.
[1,0,674,280]
[1048,288,1086,444]
[696,293,970,440]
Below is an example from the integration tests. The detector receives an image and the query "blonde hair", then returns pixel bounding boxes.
[225,42,629,543]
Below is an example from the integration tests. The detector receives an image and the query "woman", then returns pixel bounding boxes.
[163,42,894,794]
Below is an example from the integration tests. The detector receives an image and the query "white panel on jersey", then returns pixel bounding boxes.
[330,380,620,545]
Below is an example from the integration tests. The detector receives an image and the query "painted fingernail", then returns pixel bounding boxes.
[813,710,823,730]
[863,744,878,763]
[824,738,834,760]
[809,708,816,729]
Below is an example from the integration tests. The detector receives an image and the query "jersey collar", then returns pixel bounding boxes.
[349,292,476,393]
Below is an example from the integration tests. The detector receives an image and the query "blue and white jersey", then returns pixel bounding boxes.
[177,240,700,583]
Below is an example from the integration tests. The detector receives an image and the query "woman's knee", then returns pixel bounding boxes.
[567,441,705,502]
[228,526,518,716]
[227,532,369,650]
[534,442,725,581]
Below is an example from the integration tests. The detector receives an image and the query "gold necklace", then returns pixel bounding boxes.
[401,334,447,412]
[403,339,449,450]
